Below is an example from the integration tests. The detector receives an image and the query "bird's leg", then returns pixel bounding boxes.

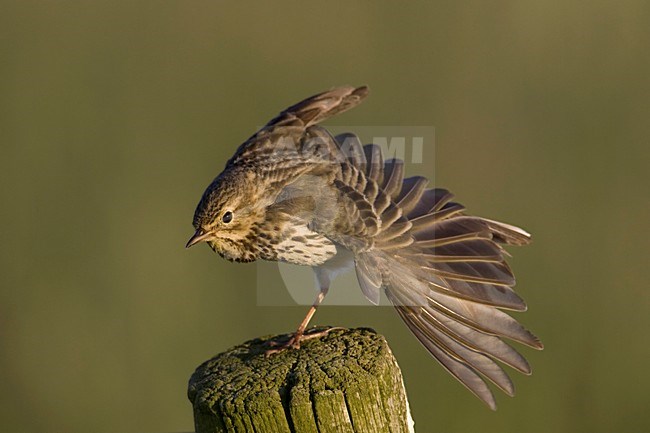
[290,287,328,345]
[266,286,331,355]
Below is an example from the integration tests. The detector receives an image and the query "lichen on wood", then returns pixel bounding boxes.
[188,327,413,433]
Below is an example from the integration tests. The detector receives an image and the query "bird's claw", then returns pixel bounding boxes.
[264,327,343,356]
[265,333,302,356]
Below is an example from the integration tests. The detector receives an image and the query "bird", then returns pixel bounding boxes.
[186,85,542,409]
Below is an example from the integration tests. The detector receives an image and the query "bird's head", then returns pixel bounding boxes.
[186,168,266,262]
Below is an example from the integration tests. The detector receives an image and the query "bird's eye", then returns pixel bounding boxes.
[222,211,233,224]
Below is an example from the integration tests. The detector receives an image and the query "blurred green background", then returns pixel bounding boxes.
[1,1,649,432]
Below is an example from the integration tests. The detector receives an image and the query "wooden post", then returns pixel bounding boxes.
[188,327,414,433]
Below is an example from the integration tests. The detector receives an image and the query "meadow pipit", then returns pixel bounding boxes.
[186,86,542,409]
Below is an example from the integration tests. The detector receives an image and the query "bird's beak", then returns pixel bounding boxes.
[185,229,212,248]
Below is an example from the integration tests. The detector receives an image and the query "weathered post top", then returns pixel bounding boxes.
[188,327,414,433]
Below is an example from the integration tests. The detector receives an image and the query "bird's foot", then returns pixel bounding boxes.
[264,333,302,356]
[264,327,344,356]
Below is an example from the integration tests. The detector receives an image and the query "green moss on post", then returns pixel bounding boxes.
[188,327,414,433]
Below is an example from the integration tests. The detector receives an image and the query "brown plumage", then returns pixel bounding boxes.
[186,86,542,409]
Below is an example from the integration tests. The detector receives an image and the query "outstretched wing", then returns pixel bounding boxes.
[226,86,369,172]
[337,132,542,410]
